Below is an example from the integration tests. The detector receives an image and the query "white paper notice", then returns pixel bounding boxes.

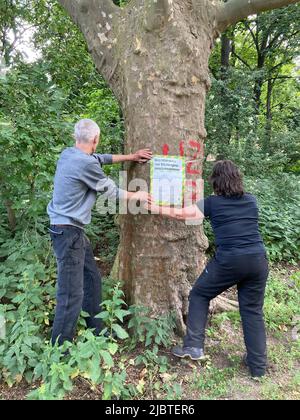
[150,156,185,206]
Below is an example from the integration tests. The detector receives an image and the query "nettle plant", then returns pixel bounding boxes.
[128,306,176,349]
[24,283,178,400]
[27,284,133,400]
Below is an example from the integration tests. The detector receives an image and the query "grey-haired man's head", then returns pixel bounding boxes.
[74,119,100,154]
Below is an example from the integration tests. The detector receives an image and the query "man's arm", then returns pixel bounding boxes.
[112,149,153,164]
[94,149,152,165]
[82,161,152,204]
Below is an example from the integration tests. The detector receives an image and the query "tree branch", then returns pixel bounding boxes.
[231,50,252,68]
[243,19,259,51]
[57,0,122,88]
[58,0,118,26]
[217,0,300,33]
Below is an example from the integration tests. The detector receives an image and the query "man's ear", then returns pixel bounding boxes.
[92,136,98,151]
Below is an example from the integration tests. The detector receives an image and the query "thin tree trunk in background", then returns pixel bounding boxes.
[220,23,233,146]
[265,78,273,149]
[220,1,231,74]
[4,199,16,232]
[221,33,231,73]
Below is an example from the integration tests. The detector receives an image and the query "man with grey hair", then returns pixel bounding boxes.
[47,119,152,346]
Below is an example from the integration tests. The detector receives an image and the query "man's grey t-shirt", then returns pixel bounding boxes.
[47,147,124,228]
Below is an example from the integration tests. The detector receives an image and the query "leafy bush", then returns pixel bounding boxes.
[27,283,133,400]
[0,63,73,230]
[245,175,300,262]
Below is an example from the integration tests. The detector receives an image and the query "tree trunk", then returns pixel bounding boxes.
[221,33,231,73]
[265,78,273,149]
[220,1,231,75]
[115,2,214,334]
[220,26,233,146]
[254,51,267,113]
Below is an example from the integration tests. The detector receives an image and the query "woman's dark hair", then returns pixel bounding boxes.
[209,160,245,197]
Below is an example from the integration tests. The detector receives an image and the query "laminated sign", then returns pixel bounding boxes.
[150,155,185,206]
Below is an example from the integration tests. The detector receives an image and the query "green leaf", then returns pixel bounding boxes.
[101,351,114,368]
[112,324,129,340]
[108,342,118,355]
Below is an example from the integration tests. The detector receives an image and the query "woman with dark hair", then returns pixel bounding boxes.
[146,160,269,378]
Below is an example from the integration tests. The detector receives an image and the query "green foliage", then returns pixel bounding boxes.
[27,331,130,400]
[0,318,43,386]
[0,229,56,386]
[206,69,258,157]
[82,87,124,157]
[85,212,119,269]
[128,306,176,349]
[245,175,300,262]
[264,270,300,331]
[0,258,178,401]
[0,62,72,228]
[207,5,300,176]
[98,283,130,340]
[26,284,133,400]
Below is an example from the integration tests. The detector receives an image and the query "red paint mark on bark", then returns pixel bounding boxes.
[187,140,202,175]
[179,141,185,157]
[187,162,201,175]
[162,144,169,156]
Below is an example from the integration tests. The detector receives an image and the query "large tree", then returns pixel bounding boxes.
[57,0,299,333]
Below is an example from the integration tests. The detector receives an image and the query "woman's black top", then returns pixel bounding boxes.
[197,194,266,258]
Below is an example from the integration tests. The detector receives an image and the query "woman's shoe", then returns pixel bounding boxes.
[172,346,206,361]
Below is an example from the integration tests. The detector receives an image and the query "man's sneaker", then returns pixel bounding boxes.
[172,346,206,361]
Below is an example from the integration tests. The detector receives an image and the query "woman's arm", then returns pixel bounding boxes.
[146,203,204,222]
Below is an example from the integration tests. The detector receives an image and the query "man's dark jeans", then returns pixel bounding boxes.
[184,253,269,377]
[49,225,102,345]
